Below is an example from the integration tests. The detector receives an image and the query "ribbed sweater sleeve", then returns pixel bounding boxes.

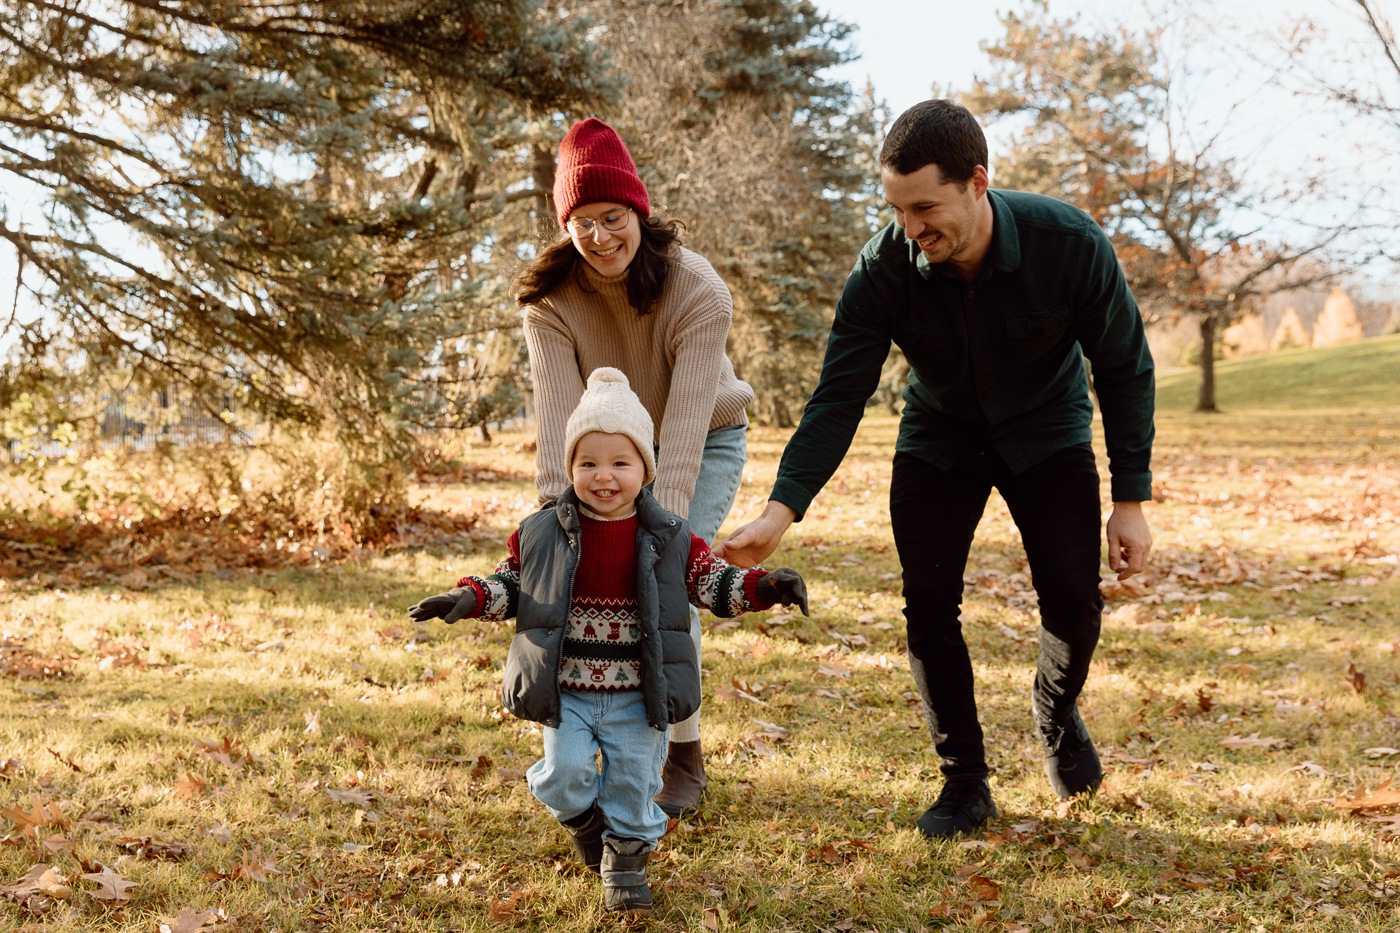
[522,308,587,510]
[522,247,754,517]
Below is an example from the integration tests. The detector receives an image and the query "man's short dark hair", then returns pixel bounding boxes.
[879,99,988,184]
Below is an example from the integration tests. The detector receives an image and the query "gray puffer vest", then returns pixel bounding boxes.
[499,487,702,731]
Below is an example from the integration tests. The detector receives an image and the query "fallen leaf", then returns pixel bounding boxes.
[81,864,138,903]
[230,848,279,883]
[194,737,248,770]
[966,874,1001,902]
[751,719,789,740]
[159,907,221,933]
[1335,780,1400,814]
[35,867,70,899]
[1219,733,1288,750]
[1342,661,1366,694]
[1365,814,1400,836]
[0,795,68,852]
[172,774,208,801]
[488,888,526,921]
[117,835,190,860]
[746,735,781,758]
[325,787,375,807]
[0,864,70,901]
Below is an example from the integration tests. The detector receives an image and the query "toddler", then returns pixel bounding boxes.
[408,368,807,916]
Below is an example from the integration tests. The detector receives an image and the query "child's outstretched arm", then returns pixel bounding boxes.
[406,531,522,624]
[407,586,478,624]
[685,534,810,618]
[755,567,809,616]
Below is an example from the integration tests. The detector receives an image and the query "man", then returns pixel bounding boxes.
[714,100,1155,839]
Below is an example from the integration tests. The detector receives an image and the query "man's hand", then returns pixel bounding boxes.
[755,567,809,616]
[1106,501,1152,580]
[407,586,478,624]
[712,501,797,568]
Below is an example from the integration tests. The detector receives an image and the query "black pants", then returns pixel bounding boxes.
[889,443,1104,780]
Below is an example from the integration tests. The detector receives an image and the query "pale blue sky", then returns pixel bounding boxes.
[812,0,1375,120]
[813,0,1397,287]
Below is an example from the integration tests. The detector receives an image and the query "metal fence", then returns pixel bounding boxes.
[98,397,257,452]
[6,389,258,461]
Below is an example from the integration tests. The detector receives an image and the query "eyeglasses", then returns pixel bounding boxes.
[565,207,634,238]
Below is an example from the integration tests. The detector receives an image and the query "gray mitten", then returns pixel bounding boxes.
[756,567,809,616]
[407,586,477,624]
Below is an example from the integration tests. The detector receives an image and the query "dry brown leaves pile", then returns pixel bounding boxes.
[0,503,476,590]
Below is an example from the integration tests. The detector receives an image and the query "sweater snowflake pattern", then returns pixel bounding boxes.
[457,510,775,691]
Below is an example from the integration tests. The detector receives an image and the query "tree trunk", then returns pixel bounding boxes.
[1195,315,1219,412]
[531,142,557,240]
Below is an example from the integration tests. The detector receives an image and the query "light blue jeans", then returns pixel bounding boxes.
[527,689,669,845]
[668,424,747,743]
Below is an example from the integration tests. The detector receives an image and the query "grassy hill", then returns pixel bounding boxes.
[1155,332,1400,412]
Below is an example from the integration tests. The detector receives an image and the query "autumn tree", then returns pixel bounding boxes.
[0,1,611,524]
[963,2,1355,411]
[1283,0,1400,270]
[1288,0,1400,144]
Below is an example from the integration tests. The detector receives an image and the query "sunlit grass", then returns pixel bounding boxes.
[2,339,1399,930]
[1156,332,1400,412]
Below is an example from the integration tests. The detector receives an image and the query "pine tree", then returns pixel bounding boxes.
[0,1,615,518]
[1312,287,1364,346]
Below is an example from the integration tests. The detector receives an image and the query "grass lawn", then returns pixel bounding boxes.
[2,336,1398,931]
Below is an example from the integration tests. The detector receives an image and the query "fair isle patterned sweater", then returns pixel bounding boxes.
[456,508,776,691]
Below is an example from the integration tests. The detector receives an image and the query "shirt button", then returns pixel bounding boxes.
[967,289,975,298]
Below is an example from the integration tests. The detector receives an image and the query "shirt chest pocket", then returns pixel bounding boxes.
[1002,306,1075,367]
[1004,306,1074,340]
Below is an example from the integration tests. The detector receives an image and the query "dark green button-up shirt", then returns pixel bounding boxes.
[770,189,1155,520]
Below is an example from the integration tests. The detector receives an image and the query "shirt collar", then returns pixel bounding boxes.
[914,189,1022,284]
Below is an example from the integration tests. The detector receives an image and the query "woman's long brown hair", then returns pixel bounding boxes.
[514,215,686,315]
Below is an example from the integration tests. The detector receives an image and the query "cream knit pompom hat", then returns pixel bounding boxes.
[563,368,657,486]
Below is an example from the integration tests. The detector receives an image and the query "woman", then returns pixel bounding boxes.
[515,118,754,817]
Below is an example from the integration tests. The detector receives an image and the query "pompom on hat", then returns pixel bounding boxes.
[564,368,657,486]
[553,118,651,229]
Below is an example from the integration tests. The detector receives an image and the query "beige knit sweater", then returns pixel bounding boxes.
[523,246,754,518]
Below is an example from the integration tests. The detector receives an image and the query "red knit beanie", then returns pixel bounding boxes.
[553,118,651,229]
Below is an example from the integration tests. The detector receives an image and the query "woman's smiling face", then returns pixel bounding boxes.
[566,202,640,277]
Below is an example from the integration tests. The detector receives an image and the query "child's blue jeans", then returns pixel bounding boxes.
[526,688,669,845]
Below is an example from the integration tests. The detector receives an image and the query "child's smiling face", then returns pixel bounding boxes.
[571,431,646,518]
